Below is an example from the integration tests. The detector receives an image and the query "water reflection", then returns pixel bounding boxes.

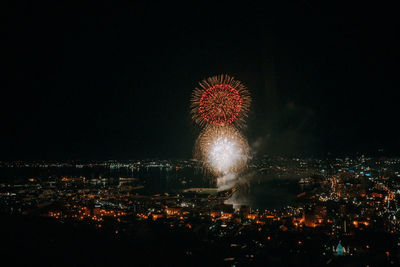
[227,173,314,210]
[0,166,311,210]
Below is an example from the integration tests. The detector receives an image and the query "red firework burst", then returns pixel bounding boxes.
[191,75,250,127]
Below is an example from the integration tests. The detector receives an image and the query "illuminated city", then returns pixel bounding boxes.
[3,2,399,266]
[2,156,400,265]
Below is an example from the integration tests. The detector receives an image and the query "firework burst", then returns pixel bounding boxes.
[194,125,249,175]
[191,75,251,127]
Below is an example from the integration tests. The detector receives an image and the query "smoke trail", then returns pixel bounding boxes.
[217,173,237,191]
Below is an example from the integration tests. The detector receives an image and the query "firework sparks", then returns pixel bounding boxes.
[195,126,249,175]
[191,75,251,127]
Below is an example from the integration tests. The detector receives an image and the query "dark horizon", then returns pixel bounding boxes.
[2,2,399,160]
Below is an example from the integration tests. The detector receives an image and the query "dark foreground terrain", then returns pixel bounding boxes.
[2,213,396,266]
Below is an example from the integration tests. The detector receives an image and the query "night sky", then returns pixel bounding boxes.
[2,2,399,160]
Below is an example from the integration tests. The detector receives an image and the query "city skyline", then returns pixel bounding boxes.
[2,3,400,265]
[2,155,400,265]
